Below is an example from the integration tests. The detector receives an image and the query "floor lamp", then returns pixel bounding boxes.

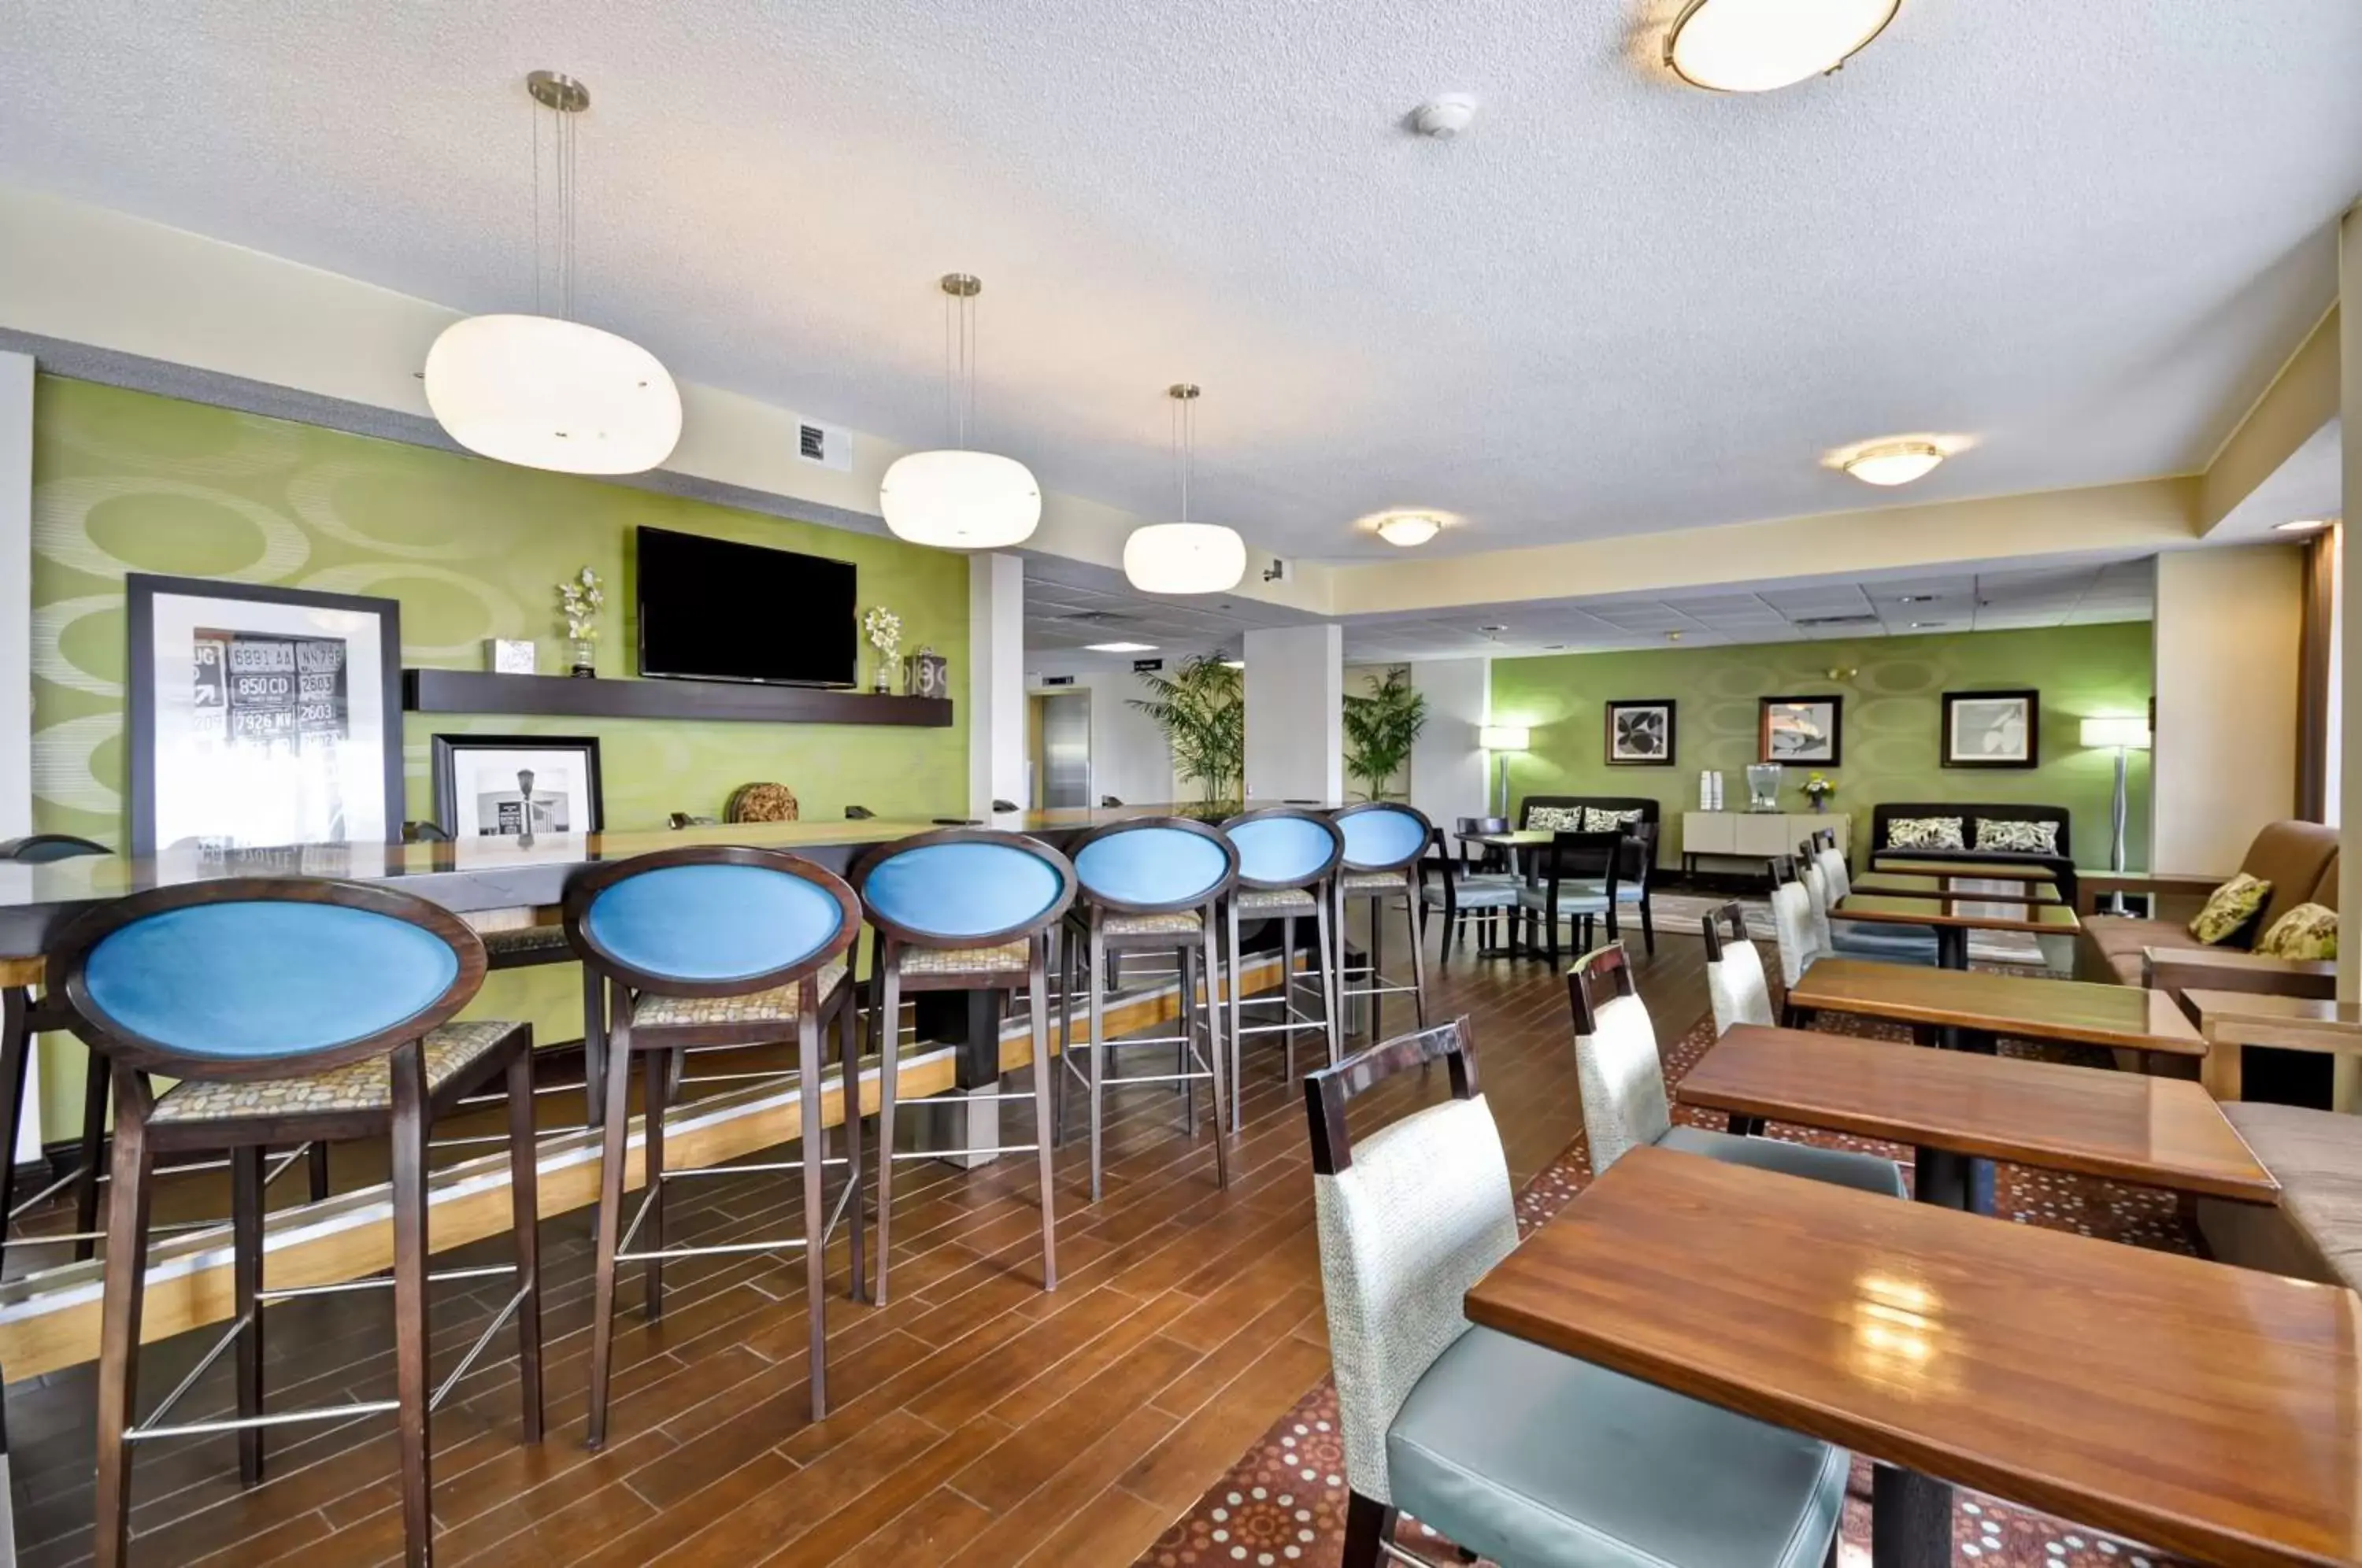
[1479,724,1529,819]
[2079,716,2151,913]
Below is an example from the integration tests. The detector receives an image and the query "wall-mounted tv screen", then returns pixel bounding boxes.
[635,526,857,687]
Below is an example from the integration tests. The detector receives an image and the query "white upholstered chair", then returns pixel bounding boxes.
[1305,1015,1852,1568]
[1700,902,1776,1034]
[1767,860,1824,989]
[1804,846,1939,966]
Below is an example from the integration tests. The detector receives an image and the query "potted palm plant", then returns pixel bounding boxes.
[1128,654,1244,807]
[1342,668,1427,801]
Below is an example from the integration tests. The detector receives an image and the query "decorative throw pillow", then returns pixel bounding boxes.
[1582,806,1644,832]
[1886,817,1965,851]
[1526,806,1582,832]
[2187,874,2272,946]
[2257,902,2338,961]
[1973,818,2058,855]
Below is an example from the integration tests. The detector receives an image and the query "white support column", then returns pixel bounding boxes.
[968,552,1025,822]
[2338,203,2362,1024]
[1243,624,1343,804]
[1408,657,1490,830]
[2152,546,2301,875]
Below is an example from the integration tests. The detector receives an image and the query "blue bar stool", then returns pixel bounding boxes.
[51,878,542,1568]
[852,829,1076,1307]
[1219,808,1346,1133]
[1056,818,1238,1202]
[1330,803,1435,1043]
[565,846,864,1438]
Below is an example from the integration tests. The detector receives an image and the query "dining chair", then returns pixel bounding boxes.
[1218,808,1345,1132]
[54,878,542,1568]
[1767,858,1824,989]
[852,828,1074,1306]
[1801,845,1938,966]
[1304,1015,1850,1568]
[1330,802,1433,1043]
[1419,826,1517,958]
[1698,901,1776,1034]
[566,845,864,1437]
[1514,829,1625,966]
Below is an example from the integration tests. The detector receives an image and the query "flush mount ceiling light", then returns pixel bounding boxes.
[879,275,1042,549]
[424,72,683,475]
[1124,385,1247,594]
[1664,0,1903,93]
[1842,439,1944,487]
[2276,518,2333,533]
[1084,641,1158,653]
[1375,512,1444,548]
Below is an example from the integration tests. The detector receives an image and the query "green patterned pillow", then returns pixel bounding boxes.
[1526,806,1583,832]
[2257,902,2338,961]
[1886,816,1965,851]
[2188,873,2271,946]
[1582,806,1644,832]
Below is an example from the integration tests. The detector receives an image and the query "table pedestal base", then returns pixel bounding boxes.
[1871,1464,1953,1568]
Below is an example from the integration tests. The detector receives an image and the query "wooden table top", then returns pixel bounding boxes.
[1463,830,1557,849]
[2187,989,2362,1055]
[1870,857,2059,883]
[1787,958,2207,1056]
[1679,1025,2278,1203]
[1836,893,2082,937]
[1851,872,2063,904]
[1465,1145,2362,1568]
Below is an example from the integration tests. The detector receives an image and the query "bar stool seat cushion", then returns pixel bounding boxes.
[1338,870,1408,895]
[152,1019,524,1124]
[1101,910,1202,937]
[633,961,852,1027]
[898,940,1031,975]
[479,924,572,959]
[1386,1323,1848,1568]
[1422,876,1520,909]
[1235,886,1318,913]
[1658,1125,1908,1197]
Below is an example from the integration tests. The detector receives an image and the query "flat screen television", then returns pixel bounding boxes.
[636,526,858,687]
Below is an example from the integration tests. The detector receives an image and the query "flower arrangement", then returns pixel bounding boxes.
[1802,772,1837,812]
[862,606,902,694]
[557,567,605,677]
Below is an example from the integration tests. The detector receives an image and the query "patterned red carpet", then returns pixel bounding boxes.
[1133,1003,2199,1568]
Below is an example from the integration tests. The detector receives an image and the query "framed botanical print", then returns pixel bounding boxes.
[1605,699,1676,765]
[126,574,404,855]
[432,734,605,839]
[1942,689,2039,768]
[1759,695,1843,766]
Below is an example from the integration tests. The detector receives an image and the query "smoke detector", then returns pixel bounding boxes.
[1411,94,1479,139]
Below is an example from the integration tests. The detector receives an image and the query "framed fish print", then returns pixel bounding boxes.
[1605,699,1676,765]
[126,575,404,855]
[1942,689,2039,768]
[1759,694,1843,766]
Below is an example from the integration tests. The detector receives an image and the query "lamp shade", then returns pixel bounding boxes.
[879,449,1042,549]
[1479,724,1530,752]
[2079,717,2151,750]
[424,313,682,475]
[1122,522,1246,594]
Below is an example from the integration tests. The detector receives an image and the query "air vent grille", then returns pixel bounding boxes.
[1790,613,1881,628]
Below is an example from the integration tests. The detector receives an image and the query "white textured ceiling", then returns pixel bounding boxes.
[3,2,2358,563]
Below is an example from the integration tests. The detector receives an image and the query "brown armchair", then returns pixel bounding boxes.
[2073,820,2338,992]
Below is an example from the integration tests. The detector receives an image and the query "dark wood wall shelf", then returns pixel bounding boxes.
[402,669,953,727]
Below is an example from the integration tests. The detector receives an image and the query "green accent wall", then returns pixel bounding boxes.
[28,376,970,1136]
[1487,622,2153,871]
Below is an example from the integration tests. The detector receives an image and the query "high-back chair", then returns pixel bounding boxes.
[1331,802,1434,1043]
[1421,823,1519,958]
[54,879,542,1568]
[1219,808,1346,1132]
[1304,1015,1851,1568]
[1057,818,1238,1201]
[1767,856,1824,988]
[852,828,1075,1306]
[1698,901,1776,1034]
[1514,829,1625,965]
[565,846,863,1437]
[1566,944,1904,1195]
[1801,839,1939,966]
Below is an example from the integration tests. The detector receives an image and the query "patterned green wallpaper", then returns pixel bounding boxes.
[1489,622,2153,868]
[28,375,969,1135]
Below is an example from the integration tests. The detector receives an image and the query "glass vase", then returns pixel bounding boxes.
[569,639,595,679]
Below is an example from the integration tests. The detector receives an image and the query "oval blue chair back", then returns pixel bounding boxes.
[1070,819,1238,914]
[853,830,1077,947]
[1335,803,1434,872]
[567,847,861,997]
[50,881,483,1081]
[1221,809,1344,889]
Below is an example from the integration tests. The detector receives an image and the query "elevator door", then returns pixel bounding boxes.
[1038,690,1092,808]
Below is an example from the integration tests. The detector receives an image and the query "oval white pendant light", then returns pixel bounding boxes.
[1842,438,1943,486]
[426,314,682,475]
[1665,0,1902,93]
[1124,384,1246,594]
[883,273,1041,549]
[428,72,680,476]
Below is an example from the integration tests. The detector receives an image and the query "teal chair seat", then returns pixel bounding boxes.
[1555,876,1646,905]
[1516,882,1609,915]
[1423,874,1520,910]
[1829,919,1941,962]
[1387,1324,1849,1568]
[1659,1125,1907,1197]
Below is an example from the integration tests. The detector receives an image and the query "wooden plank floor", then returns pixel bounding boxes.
[7,928,1705,1566]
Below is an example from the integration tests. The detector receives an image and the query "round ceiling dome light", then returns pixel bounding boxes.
[879,448,1042,548]
[1842,439,1943,487]
[426,315,683,475]
[1665,0,1902,93]
[1375,513,1443,547]
[1124,523,1247,596]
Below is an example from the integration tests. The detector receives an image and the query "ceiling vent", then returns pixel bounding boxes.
[1061,611,1120,625]
[794,418,853,472]
[1790,612,1881,628]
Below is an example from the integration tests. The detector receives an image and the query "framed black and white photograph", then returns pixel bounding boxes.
[126,574,404,856]
[1604,699,1676,765]
[1759,694,1843,766]
[1942,689,2039,768]
[432,734,605,840]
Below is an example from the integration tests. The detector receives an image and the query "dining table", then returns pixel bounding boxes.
[1866,856,2059,885]
[1465,1144,2362,1568]
[1676,1023,2279,1212]
[1786,958,2208,1060]
[1834,890,2082,969]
